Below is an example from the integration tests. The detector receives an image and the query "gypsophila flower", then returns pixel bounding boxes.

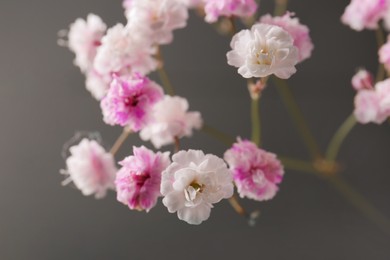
[67,14,107,72]
[259,12,313,63]
[140,96,203,149]
[62,138,117,199]
[124,0,189,45]
[351,69,374,91]
[379,36,390,72]
[227,23,298,79]
[94,23,157,76]
[204,0,258,23]
[85,70,111,100]
[115,146,171,212]
[224,139,284,201]
[161,150,234,225]
[100,74,164,131]
[341,0,387,31]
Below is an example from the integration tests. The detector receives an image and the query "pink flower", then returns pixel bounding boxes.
[140,96,203,148]
[224,139,284,201]
[259,12,314,63]
[85,70,111,100]
[67,14,107,72]
[376,79,390,119]
[62,138,117,199]
[100,74,164,132]
[161,150,234,225]
[227,23,298,79]
[354,90,382,124]
[124,0,189,45]
[341,0,387,31]
[204,0,258,23]
[379,36,390,71]
[115,146,171,212]
[351,69,374,91]
[93,24,157,76]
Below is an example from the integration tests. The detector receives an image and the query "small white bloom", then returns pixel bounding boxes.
[85,70,111,100]
[161,150,234,225]
[227,23,299,79]
[140,95,203,148]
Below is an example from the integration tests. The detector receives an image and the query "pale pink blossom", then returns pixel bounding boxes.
[67,14,106,73]
[351,69,374,91]
[204,0,258,23]
[227,23,298,79]
[259,12,313,62]
[376,79,390,119]
[140,96,203,149]
[224,139,284,201]
[100,74,164,131]
[93,24,157,76]
[379,36,390,71]
[124,0,189,45]
[341,0,387,31]
[178,0,204,8]
[354,90,382,124]
[161,150,234,225]
[85,70,111,100]
[62,138,117,199]
[115,146,171,212]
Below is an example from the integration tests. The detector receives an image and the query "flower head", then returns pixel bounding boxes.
[124,0,189,45]
[379,36,390,71]
[62,138,117,199]
[227,23,298,79]
[204,0,258,23]
[93,24,157,76]
[351,69,374,91]
[161,150,234,225]
[224,139,284,201]
[259,12,313,63]
[67,14,107,72]
[140,96,203,148]
[341,0,387,31]
[85,70,112,100]
[115,146,171,212]
[100,74,164,132]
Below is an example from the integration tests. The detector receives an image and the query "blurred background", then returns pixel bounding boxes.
[0,0,389,259]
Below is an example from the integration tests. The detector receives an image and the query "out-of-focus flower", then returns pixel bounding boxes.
[161,150,234,225]
[93,24,157,76]
[124,0,189,45]
[341,0,387,31]
[140,96,203,149]
[204,0,258,23]
[351,69,374,91]
[379,36,390,71]
[376,78,390,120]
[224,139,284,201]
[178,0,204,8]
[100,74,164,131]
[62,138,117,199]
[259,12,313,62]
[67,14,107,72]
[227,23,298,79]
[85,70,111,100]
[115,146,171,212]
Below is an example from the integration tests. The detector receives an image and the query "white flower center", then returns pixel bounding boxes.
[184,182,204,206]
[255,48,274,66]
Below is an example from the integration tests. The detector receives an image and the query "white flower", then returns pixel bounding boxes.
[85,70,111,100]
[161,150,234,225]
[62,139,117,199]
[67,14,107,72]
[140,95,203,148]
[227,23,299,79]
[93,24,157,76]
[125,0,189,45]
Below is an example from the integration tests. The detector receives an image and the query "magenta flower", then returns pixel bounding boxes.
[100,74,164,132]
[115,146,171,212]
[259,12,314,63]
[341,0,387,31]
[351,69,374,91]
[204,0,258,23]
[224,139,284,201]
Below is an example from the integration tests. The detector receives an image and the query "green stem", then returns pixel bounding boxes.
[325,114,357,162]
[327,175,390,236]
[156,47,175,96]
[109,128,132,156]
[272,77,323,160]
[278,156,319,174]
[274,0,289,16]
[251,98,261,146]
[201,124,235,146]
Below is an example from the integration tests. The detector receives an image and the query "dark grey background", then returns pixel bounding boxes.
[0,0,389,259]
